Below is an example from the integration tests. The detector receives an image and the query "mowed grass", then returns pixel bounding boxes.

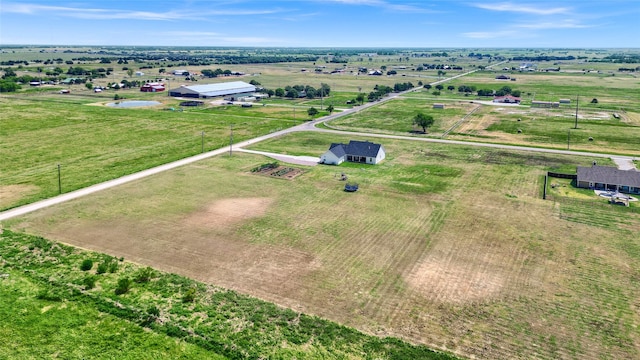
[326,97,477,135]
[7,132,640,360]
[0,94,294,210]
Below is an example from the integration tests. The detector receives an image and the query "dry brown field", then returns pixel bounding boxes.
[6,133,640,360]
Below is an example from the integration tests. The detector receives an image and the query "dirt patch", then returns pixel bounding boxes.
[406,257,506,303]
[255,166,304,180]
[183,197,273,229]
[0,185,38,209]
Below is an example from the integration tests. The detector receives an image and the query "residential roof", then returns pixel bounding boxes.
[328,143,346,158]
[346,140,383,158]
[577,165,640,187]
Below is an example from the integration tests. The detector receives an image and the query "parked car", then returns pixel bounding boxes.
[59,89,70,94]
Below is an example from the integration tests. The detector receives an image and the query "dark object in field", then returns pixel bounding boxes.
[344,183,359,192]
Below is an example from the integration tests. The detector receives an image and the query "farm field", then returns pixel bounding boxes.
[329,70,640,156]
[0,94,299,211]
[6,132,640,359]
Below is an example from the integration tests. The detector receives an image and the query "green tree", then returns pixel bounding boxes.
[327,104,334,114]
[127,68,134,77]
[307,107,319,118]
[356,93,365,105]
[275,88,284,97]
[85,83,93,90]
[413,113,434,133]
[435,84,444,91]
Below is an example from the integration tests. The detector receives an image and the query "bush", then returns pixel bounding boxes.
[591,98,598,103]
[80,259,93,271]
[115,277,132,295]
[83,275,97,290]
[182,287,197,303]
[134,267,156,283]
[96,262,108,274]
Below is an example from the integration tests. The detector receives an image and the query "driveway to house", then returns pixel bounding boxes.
[611,157,637,170]
[235,149,319,166]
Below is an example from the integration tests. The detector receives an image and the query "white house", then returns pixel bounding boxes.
[320,140,386,165]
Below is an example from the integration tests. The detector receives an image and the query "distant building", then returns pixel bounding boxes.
[493,95,521,104]
[140,83,165,92]
[433,103,445,109]
[135,71,145,76]
[495,74,511,80]
[172,69,189,76]
[320,140,386,165]
[559,99,571,104]
[531,100,559,108]
[169,81,256,99]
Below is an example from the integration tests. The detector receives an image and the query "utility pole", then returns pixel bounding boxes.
[57,164,62,194]
[229,124,233,156]
[574,94,579,129]
[201,131,205,153]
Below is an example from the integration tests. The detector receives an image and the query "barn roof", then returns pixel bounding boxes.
[171,81,255,97]
[577,165,640,187]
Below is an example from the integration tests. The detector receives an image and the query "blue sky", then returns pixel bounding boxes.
[1,0,639,48]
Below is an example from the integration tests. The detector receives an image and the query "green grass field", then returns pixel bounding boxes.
[6,132,639,360]
[0,229,456,360]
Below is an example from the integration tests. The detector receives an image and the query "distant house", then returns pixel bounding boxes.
[320,140,386,165]
[559,99,571,104]
[576,165,640,194]
[368,70,383,76]
[495,74,511,80]
[493,95,521,104]
[433,103,445,109]
[172,69,189,76]
[29,81,42,86]
[140,82,165,92]
[135,71,145,76]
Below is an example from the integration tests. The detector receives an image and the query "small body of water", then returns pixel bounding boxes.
[106,100,161,108]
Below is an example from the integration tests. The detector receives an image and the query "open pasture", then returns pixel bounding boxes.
[0,94,294,210]
[325,98,477,136]
[7,132,640,360]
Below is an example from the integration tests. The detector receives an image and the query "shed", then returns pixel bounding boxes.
[433,103,445,109]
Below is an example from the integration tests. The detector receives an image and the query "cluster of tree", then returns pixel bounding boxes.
[368,84,394,101]
[594,53,640,63]
[270,83,331,99]
[456,84,521,97]
[618,67,640,72]
[66,66,106,78]
[468,52,493,59]
[416,64,461,70]
[511,55,576,61]
[393,82,414,92]
[201,68,234,78]
[0,60,30,66]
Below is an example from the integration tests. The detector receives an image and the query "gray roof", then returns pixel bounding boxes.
[329,140,383,158]
[577,165,640,187]
[328,143,346,158]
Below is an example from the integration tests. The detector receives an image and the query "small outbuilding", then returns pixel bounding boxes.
[433,103,445,109]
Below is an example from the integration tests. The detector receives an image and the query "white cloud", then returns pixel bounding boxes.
[515,20,591,29]
[473,2,570,15]
[0,2,281,21]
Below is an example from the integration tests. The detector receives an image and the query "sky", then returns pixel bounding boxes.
[1,0,639,48]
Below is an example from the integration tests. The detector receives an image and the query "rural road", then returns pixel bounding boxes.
[2,59,637,221]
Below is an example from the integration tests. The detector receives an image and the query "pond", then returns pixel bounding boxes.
[106,100,161,108]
